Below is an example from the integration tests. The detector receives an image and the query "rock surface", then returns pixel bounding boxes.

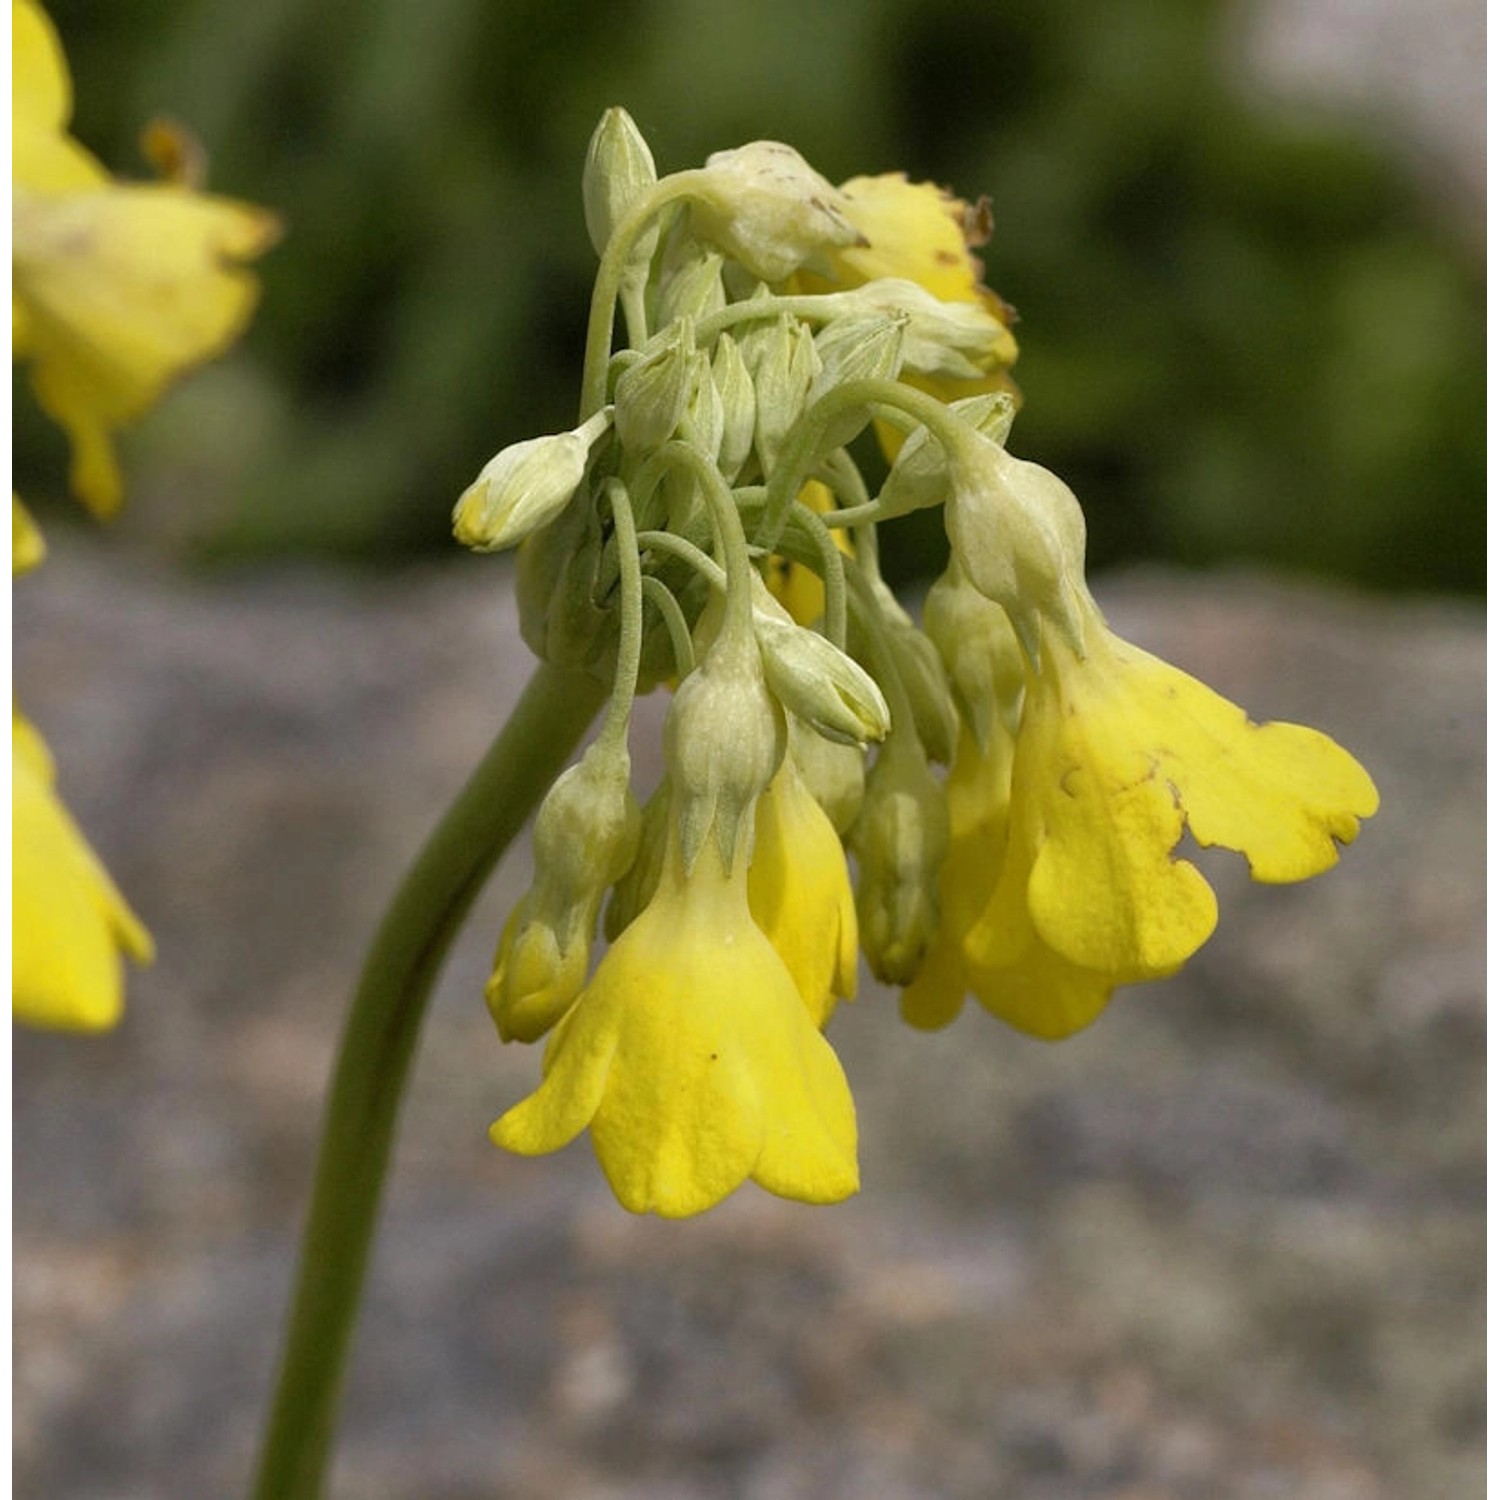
[14,540,1483,1500]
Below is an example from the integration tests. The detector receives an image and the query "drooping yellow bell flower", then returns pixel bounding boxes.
[12,711,153,1031]
[963,598,1379,1014]
[747,756,859,1027]
[12,0,279,516]
[492,824,859,1217]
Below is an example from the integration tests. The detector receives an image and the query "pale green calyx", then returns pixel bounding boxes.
[874,392,1016,522]
[831,279,1008,376]
[710,332,756,480]
[807,316,907,453]
[486,737,641,1042]
[923,560,1027,749]
[752,596,891,747]
[848,735,948,985]
[453,413,608,552]
[688,140,864,282]
[859,577,958,765]
[786,713,867,836]
[746,314,820,474]
[943,430,1086,658]
[614,321,695,452]
[653,244,728,329]
[665,629,785,874]
[582,106,660,263]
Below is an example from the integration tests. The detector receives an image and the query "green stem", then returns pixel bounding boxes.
[249,661,607,1500]
[758,378,976,549]
[579,173,705,419]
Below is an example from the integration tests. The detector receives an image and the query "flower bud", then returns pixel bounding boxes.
[582,106,659,262]
[849,736,948,985]
[944,433,1087,659]
[487,738,641,1042]
[923,560,1027,749]
[806,314,907,452]
[614,321,695,453]
[746,314,820,475]
[689,140,864,282]
[666,629,785,874]
[654,245,727,328]
[834,278,1009,376]
[679,348,725,461]
[453,428,592,553]
[604,779,670,940]
[787,712,867,836]
[753,601,890,747]
[855,577,958,764]
[711,333,756,481]
[874,392,1016,522]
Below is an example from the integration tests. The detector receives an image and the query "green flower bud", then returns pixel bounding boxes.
[833,278,1009,377]
[787,713,867,836]
[582,106,659,263]
[711,333,756,481]
[688,140,863,282]
[874,392,1016,522]
[944,433,1087,660]
[849,735,948,986]
[746,314,820,475]
[654,245,727,329]
[666,629,785,874]
[752,591,890,747]
[515,487,612,676]
[807,314,907,452]
[614,321,695,453]
[856,577,958,764]
[453,425,594,553]
[923,560,1027,750]
[487,738,641,1042]
[680,348,725,461]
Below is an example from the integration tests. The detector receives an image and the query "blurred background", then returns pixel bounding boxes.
[14,2,1485,1498]
[19,0,1485,592]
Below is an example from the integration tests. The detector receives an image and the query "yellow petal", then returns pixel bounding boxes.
[489,997,619,1155]
[13,184,279,516]
[493,843,859,1217]
[13,712,152,1031]
[1106,637,1381,882]
[13,0,72,138]
[748,759,859,1026]
[1008,612,1376,981]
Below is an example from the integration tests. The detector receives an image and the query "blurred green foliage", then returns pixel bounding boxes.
[22,0,1483,592]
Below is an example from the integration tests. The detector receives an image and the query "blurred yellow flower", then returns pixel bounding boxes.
[11,0,278,516]
[12,712,153,1031]
[492,830,859,1217]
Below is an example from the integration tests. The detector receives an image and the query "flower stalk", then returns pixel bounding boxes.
[250,663,606,1500]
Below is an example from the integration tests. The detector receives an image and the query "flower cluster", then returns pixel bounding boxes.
[457,109,1378,1217]
[12,1,276,1029]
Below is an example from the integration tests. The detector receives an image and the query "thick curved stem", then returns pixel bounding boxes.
[249,661,607,1500]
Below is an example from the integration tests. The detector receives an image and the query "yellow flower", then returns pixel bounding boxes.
[747,757,859,1027]
[12,495,47,574]
[12,0,279,516]
[961,599,1379,1026]
[12,711,153,1031]
[492,829,859,1217]
[790,173,1019,414]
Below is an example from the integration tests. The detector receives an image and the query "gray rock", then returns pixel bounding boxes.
[15,542,1482,1500]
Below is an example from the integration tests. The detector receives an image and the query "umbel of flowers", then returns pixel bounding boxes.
[456,108,1377,1218]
